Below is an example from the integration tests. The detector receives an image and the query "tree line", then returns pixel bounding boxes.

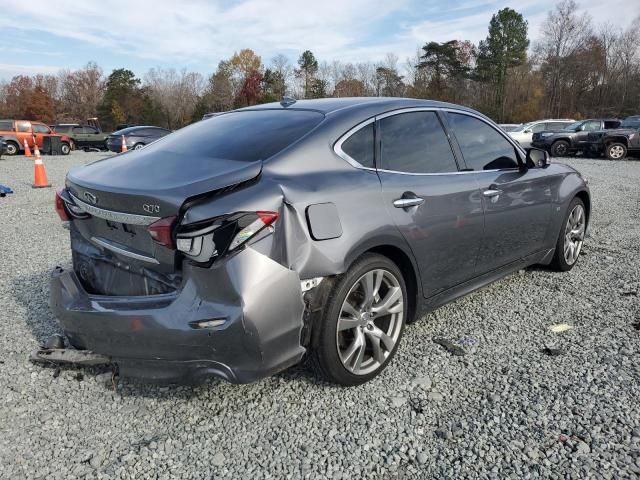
[0,0,638,130]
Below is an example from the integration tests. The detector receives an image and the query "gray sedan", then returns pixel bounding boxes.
[106,126,171,152]
[51,97,590,385]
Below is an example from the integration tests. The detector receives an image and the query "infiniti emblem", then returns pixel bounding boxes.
[84,192,97,204]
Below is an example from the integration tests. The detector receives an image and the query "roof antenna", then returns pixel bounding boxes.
[280,96,296,108]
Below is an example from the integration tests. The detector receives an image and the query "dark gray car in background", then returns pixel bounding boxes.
[106,126,171,152]
[52,97,590,385]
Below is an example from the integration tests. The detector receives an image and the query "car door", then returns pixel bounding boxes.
[31,123,51,148]
[373,109,485,298]
[445,111,552,273]
[573,120,601,147]
[83,126,102,146]
[71,126,86,147]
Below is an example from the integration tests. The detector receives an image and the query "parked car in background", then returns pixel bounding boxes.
[0,119,72,155]
[106,126,172,152]
[508,119,575,148]
[499,124,522,132]
[52,124,110,151]
[586,115,640,160]
[115,123,137,131]
[51,97,590,386]
[531,118,621,156]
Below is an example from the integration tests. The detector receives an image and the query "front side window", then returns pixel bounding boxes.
[447,113,519,171]
[73,126,84,134]
[378,111,458,174]
[531,123,546,133]
[32,124,50,134]
[16,121,31,132]
[341,123,374,168]
[583,121,601,131]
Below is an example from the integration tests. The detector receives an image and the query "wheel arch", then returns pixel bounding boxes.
[574,189,591,228]
[604,136,629,147]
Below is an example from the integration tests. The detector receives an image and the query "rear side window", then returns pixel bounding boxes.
[84,126,99,134]
[447,113,519,171]
[378,111,458,174]
[32,124,50,133]
[144,110,324,162]
[0,121,14,130]
[73,126,84,134]
[341,123,374,168]
[604,121,620,129]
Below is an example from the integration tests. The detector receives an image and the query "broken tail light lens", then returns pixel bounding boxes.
[148,216,177,249]
[176,211,278,264]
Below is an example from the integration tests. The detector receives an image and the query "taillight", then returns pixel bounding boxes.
[148,216,177,249]
[176,211,278,264]
[55,189,70,221]
[228,211,278,250]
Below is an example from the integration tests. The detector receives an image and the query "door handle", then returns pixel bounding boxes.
[483,189,502,198]
[393,197,424,208]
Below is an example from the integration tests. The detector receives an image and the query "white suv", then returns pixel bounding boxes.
[508,119,575,148]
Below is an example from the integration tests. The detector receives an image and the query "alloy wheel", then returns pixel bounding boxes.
[335,269,404,376]
[608,145,625,159]
[564,204,585,265]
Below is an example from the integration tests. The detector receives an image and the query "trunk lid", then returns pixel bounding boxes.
[65,148,262,289]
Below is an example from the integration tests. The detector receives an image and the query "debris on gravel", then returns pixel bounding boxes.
[432,337,467,356]
[0,152,639,479]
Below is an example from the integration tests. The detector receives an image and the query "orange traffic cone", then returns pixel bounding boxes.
[23,139,32,157]
[121,135,128,153]
[32,143,51,188]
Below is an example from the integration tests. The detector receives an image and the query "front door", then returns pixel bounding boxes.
[445,112,552,273]
[375,110,484,298]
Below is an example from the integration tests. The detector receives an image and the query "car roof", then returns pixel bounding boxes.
[240,97,478,116]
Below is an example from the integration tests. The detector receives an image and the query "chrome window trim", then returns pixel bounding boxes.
[91,236,160,264]
[333,117,376,170]
[69,193,161,226]
[333,106,525,176]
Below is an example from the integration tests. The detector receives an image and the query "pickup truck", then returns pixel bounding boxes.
[585,116,640,160]
[531,118,621,156]
[0,120,72,155]
[52,124,110,151]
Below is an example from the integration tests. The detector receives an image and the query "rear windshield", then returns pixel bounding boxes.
[144,110,325,162]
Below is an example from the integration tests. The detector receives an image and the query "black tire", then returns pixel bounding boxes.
[61,142,71,155]
[550,197,586,272]
[5,141,19,156]
[605,142,627,160]
[309,253,407,386]
[133,143,145,150]
[550,140,570,157]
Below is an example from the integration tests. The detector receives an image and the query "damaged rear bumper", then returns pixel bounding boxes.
[49,248,306,383]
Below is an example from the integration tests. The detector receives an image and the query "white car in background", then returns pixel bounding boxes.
[508,119,575,148]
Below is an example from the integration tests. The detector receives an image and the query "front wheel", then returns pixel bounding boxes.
[551,140,570,157]
[61,143,71,155]
[5,142,19,156]
[309,253,407,386]
[133,143,145,150]
[605,142,627,160]
[550,197,586,271]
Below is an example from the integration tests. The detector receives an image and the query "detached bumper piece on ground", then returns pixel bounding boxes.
[47,97,590,386]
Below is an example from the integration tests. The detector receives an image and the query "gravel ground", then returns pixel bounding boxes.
[0,151,639,479]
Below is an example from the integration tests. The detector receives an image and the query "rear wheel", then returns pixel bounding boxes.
[551,140,570,157]
[5,141,19,156]
[61,143,71,155]
[550,197,586,272]
[133,143,145,150]
[309,253,407,385]
[605,142,626,160]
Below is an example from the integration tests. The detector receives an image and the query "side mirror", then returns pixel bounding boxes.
[523,129,532,134]
[526,148,550,168]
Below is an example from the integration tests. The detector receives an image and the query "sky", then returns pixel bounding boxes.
[0,0,636,80]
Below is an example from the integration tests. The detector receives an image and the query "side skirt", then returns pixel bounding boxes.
[421,248,555,314]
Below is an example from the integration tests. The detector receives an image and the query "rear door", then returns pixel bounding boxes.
[374,109,484,297]
[445,111,552,273]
